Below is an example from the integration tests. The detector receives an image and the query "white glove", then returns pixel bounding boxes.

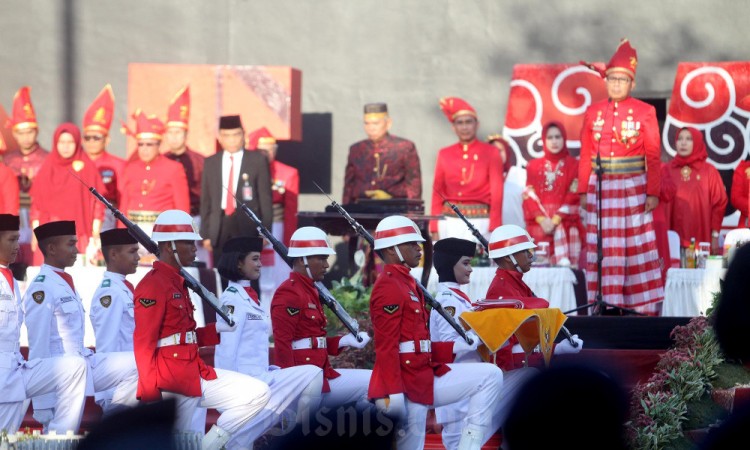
[339,331,371,349]
[554,334,583,355]
[216,318,237,333]
[375,393,406,419]
[453,331,480,354]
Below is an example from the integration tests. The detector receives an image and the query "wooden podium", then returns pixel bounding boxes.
[297,211,442,286]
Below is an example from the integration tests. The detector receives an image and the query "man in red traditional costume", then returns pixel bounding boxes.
[731,160,750,228]
[3,86,48,265]
[431,97,504,242]
[246,127,297,297]
[578,39,664,315]
[343,103,422,204]
[369,215,503,450]
[120,111,190,260]
[0,161,19,214]
[163,86,205,219]
[523,121,584,267]
[81,84,126,231]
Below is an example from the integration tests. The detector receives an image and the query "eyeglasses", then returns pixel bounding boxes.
[137,142,160,147]
[606,76,631,85]
[83,135,104,141]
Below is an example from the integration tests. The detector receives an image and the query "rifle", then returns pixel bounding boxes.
[75,174,235,326]
[438,194,579,348]
[314,182,474,345]
[230,192,362,341]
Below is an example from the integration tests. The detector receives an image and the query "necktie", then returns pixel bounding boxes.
[225,155,236,215]
[243,286,260,305]
[56,271,76,292]
[0,267,13,294]
[124,280,135,295]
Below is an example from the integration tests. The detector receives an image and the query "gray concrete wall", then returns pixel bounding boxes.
[1,0,747,210]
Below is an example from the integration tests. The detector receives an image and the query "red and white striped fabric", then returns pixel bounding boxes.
[584,173,664,315]
[552,223,581,265]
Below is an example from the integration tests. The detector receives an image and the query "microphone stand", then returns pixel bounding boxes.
[565,98,642,316]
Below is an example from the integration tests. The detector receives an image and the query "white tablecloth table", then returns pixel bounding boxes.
[19,265,219,348]
[410,266,580,314]
[662,267,725,317]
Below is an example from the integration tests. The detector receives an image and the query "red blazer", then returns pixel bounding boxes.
[133,261,219,402]
[271,272,343,392]
[369,264,450,405]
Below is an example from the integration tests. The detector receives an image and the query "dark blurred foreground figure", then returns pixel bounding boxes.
[77,399,176,450]
[503,364,628,450]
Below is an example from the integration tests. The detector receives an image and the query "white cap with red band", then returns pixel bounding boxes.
[374,215,425,250]
[152,210,202,242]
[288,227,336,257]
[488,224,536,259]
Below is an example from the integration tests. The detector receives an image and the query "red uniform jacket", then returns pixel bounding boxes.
[431,140,504,233]
[133,261,219,402]
[578,97,661,197]
[343,134,422,205]
[523,154,582,255]
[731,161,750,228]
[120,155,190,215]
[0,162,19,214]
[369,264,450,405]
[91,151,126,208]
[485,268,550,371]
[3,145,48,207]
[270,160,299,246]
[270,272,342,392]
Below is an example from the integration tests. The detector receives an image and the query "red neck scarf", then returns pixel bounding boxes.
[670,127,708,170]
[542,121,569,164]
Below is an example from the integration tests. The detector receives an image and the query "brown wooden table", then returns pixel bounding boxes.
[297,211,443,286]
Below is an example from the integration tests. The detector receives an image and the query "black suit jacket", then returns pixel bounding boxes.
[200,150,273,245]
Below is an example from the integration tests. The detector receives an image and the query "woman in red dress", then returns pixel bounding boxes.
[30,123,104,264]
[665,127,727,254]
[523,121,584,266]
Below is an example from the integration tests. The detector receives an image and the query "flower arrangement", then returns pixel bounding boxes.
[627,316,726,449]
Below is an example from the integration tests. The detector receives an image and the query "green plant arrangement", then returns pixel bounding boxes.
[325,277,375,369]
[626,307,750,450]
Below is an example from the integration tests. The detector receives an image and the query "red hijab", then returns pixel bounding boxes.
[542,121,569,163]
[670,127,708,170]
[31,123,103,246]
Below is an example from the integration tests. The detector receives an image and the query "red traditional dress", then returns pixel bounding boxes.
[655,163,677,277]
[731,160,750,228]
[29,123,105,263]
[578,41,663,315]
[343,133,422,204]
[120,154,190,219]
[165,148,205,217]
[665,128,727,248]
[0,162,19,214]
[523,122,583,266]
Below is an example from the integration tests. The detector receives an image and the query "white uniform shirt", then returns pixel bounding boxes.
[89,271,135,353]
[22,265,91,359]
[214,280,271,378]
[0,265,27,402]
[429,281,482,364]
[502,165,527,228]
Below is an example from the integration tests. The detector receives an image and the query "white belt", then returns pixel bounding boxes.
[0,341,20,353]
[291,337,327,350]
[157,331,197,348]
[399,340,431,353]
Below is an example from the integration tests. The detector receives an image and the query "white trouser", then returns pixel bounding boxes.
[437,217,490,243]
[396,362,503,450]
[33,351,140,418]
[438,367,537,450]
[166,368,270,435]
[226,365,323,450]
[320,368,372,412]
[0,355,86,434]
